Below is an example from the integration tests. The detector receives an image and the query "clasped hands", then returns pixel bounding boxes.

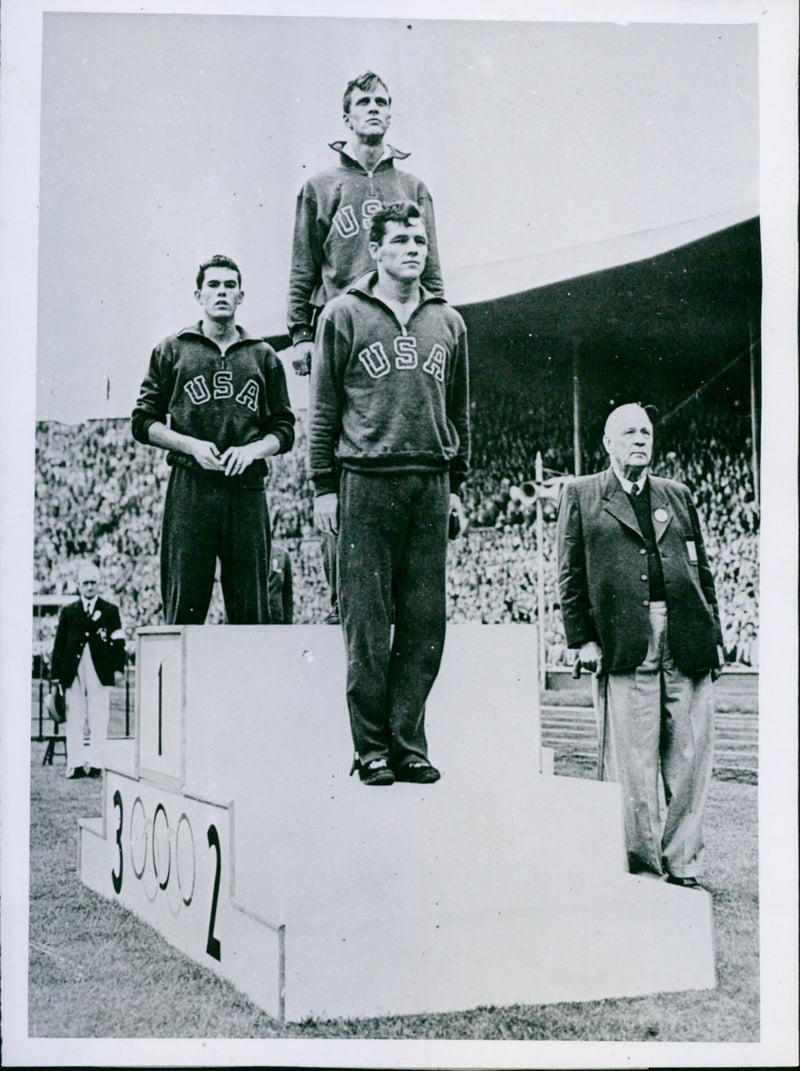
[191,440,263,477]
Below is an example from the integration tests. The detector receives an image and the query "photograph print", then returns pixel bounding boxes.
[2,1,797,1068]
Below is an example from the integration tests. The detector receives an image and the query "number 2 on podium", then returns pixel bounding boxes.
[206,824,222,961]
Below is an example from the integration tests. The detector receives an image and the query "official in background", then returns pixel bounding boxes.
[268,544,294,624]
[309,201,469,786]
[287,70,444,624]
[50,563,125,779]
[556,403,724,888]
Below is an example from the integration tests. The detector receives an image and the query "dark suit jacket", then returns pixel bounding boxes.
[51,596,126,688]
[556,468,722,675]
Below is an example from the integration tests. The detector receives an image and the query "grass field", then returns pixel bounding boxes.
[26,685,759,1042]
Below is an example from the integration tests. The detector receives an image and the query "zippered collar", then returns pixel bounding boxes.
[329,139,411,175]
[346,270,446,331]
[177,321,257,350]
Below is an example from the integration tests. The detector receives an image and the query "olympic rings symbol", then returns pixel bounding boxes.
[126,795,196,907]
[111,790,222,961]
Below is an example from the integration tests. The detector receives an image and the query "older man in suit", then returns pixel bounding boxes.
[556,403,724,888]
[51,562,126,778]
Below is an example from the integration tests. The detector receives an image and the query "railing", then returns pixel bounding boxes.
[31,653,134,742]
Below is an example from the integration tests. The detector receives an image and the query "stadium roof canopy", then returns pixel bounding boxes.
[458,214,761,388]
[272,210,761,421]
[446,206,757,310]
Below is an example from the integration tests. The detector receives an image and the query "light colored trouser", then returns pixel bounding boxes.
[596,602,715,878]
[65,648,110,776]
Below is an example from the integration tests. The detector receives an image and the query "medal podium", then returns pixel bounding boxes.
[79,624,714,1022]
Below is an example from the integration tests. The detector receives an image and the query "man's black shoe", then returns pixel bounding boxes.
[350,756,394,786]
[666,874,704,890]
[395,761,441,784]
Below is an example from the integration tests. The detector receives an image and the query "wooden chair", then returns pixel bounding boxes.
[42,724,67,765]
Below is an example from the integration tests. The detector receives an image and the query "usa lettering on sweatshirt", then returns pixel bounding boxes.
[309,275,470,496]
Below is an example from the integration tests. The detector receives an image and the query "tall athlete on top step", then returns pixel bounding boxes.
[288,70,444,623]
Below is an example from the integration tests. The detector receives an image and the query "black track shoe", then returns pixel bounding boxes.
[395,761,441,784]
[350,756,395,786]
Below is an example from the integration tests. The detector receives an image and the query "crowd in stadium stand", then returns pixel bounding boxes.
[33,393,759,670]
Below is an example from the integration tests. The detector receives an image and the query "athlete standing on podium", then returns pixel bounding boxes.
[309,201,469,786]
[132,255,295,625]
[287,70,444,623]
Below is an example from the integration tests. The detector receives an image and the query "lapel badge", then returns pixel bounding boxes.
[653,508,669,523]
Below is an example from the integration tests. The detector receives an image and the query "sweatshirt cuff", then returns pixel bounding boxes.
[448,469,467,494]
[566,626,599,649]
[313,474,338,496]
[131,412,158,445]
[270,423,295,456]
[290,325,314,345]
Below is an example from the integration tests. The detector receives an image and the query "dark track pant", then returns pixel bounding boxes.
[320,531,339,620]
[338,469,449,770]
[161,465,271,625]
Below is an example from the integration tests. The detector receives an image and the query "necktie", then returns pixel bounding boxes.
[630,483,640,497]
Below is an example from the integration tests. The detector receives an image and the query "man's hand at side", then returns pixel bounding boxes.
[291,341,314,376]
[578,640,603,676]
[448,493,466,539]
[314,492,338,535]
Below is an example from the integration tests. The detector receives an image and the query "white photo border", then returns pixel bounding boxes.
[1,0,796,1067]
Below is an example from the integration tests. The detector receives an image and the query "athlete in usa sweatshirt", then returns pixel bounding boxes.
[308,272,470,497]
[132,323,295,489]
[287,141,444,344]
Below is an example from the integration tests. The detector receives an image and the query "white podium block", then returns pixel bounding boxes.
[135,628,184,784]
[79,624,715,1022]
[80,772,284,1018]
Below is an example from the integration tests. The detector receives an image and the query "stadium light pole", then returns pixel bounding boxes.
[572,343,582,476]
[748,307,760,506]
[535,450,546,690]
